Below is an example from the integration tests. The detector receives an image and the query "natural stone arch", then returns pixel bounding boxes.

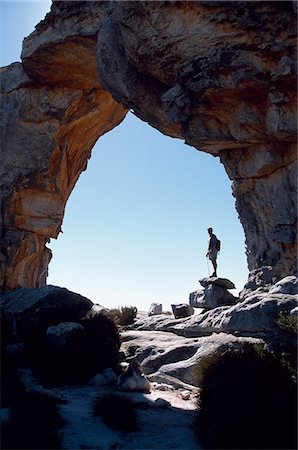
[0,1,296,292]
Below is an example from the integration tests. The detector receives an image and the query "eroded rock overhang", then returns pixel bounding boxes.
[96,0,297,283]
[0,0,297,291]
[0,2,127,290]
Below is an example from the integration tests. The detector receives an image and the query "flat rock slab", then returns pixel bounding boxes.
[121,330,263,387]
[174,293,298,338]
[190,285,238,309]
[133,279,298,338]
[199,277,236,290]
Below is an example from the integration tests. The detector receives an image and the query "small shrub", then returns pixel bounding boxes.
[276,312,297,335]
[1,390,65,449]
[119,306,138,326]
[107,306,138,327]
[80,312,121,378]
[30,313,121,386]
[194,343,297,450]
[93,393,138,431]
[107,308,122,325]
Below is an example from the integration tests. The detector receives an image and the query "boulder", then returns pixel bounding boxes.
[117,360,150,393]
[240,266,277,298]
[171,304,194,319]
[37,312,120,385]
[190,285,238,309]
[199,277,236,290]
[0,285,93,342]
[45,322,85,351]
[269,276,298,295]
[180,390,191,400]
[148,303,163,316]
[154,398,171,408]
[0,286,121,385]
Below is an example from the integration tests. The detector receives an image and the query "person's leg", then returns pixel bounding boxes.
[211,256,217,277]
[213,259,217,277]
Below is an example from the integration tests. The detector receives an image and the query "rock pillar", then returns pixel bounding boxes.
[0,2,127,291]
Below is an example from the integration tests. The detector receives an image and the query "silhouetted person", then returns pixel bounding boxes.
[206,227,220,277]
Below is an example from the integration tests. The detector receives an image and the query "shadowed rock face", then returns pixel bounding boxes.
[0,2,127,290]
[0,1,297,291]
[96,1,297,283]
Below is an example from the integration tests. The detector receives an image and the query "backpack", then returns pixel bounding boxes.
[215,238,221,251]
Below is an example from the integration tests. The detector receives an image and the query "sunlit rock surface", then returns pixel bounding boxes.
[0,2,127,290]
[134,277,298,338]
[121,330,262,387]
[1,1,297,291]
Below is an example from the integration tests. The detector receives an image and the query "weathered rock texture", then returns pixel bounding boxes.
[190,277,238,309]
[1,285,121,384]
[1,1,297,291]
[121,330,262,387]
[0,2,127,291]
[133,277,298,339]
[96,1,297,285]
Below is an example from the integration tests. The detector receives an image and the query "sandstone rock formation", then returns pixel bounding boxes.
[190,284,238,309]
[171,303,194,319]
[96,1,297,285]
[0,2,127,291]
[1,1,297,292]
[0,285,93,341]
[45,321,85,352]
[117,360,151,393]
[199,277,236,290]
[190,277,238,309]
[1,286,120,384]
[121,276,297,387]
[134,276,298,338]
[121,330,262,387]
[148,303,163,316]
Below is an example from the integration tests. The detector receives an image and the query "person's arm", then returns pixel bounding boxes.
[209,235,216,251]
[206,238,211,256]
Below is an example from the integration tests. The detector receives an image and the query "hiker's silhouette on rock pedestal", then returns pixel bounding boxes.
[206,228,220,277]
[190,277,238,310]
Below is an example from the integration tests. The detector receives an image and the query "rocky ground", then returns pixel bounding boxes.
[1,275,297,449]
[1,363,201,450]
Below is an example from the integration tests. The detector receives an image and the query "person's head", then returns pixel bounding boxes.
[207,227,213,236]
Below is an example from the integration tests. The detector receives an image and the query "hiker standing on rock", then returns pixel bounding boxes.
[206,227,220,277]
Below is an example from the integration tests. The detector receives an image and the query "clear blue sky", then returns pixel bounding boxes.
[1,1,248,311]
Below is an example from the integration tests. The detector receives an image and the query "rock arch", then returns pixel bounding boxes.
[0,1,296,292]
